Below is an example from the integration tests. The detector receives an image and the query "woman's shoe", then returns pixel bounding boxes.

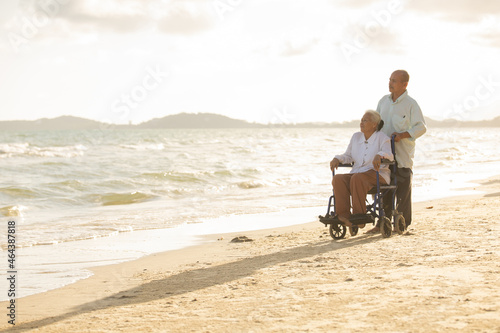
[338,216,354,236]
[337,216,352,227]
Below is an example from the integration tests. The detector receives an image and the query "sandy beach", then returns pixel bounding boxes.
[2,176,500,332]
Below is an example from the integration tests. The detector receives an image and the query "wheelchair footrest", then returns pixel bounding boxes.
[318,214,339,225]
[349,214,375,224]
[318,214,375,225]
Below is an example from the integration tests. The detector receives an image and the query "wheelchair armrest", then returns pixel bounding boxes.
[332,163,352,176]
[381,159,395,165]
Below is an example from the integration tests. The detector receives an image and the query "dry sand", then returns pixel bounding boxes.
[2,177,500,332]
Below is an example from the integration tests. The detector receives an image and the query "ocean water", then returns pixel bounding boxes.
[1,127,499,299]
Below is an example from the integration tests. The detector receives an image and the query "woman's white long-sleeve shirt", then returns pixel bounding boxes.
[334,131,394,184]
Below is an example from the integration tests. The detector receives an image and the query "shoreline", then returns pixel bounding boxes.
[2,181,483,303]
[0,176,500,332]
[1,206,326,302]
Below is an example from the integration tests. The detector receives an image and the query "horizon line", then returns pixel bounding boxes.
[0,112,499,126]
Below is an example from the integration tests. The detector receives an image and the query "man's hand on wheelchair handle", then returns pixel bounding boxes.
[392,131,411,142]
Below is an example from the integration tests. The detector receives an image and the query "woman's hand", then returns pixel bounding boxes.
[372,155,382,171]
[330,158,340,171]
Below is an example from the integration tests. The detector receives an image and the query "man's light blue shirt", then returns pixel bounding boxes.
[376,90,427,169]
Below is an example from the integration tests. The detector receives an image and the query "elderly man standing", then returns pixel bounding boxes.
[367,70,427,233]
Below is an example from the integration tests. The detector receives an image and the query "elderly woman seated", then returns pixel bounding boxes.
[330,110,394,232]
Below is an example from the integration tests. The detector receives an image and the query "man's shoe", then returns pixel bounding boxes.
[365,227,379,234]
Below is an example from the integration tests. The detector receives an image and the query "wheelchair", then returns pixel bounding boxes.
[318,137,406,239]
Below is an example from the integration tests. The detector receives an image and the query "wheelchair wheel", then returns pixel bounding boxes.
[395,214,406,235]
[329,224,346,239]
[350,226,359,236]
[380,217,392,238]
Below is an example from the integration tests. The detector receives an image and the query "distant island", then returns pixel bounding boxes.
[0,112,499,131]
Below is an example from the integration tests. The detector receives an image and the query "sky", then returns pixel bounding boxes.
[1,0,500,125]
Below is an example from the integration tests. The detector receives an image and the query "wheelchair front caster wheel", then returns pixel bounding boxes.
[380,217,392,238]
[395,214,406,235]
[329,224,346,239]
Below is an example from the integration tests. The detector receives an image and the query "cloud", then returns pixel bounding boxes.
[367,28,404,54]
[333,0,500,23]
[54,0,151,33]
[280,39,318,57]
[406,0,500,23]
[473,18,500,48]
[476,32,500,48]
[339,21,405,56]
[331,0,500,50]
[63,0,216,35]
[333,0,387,8]
[2,0,216,39]
[280,29,321,57]
[401,1,500,49]
[466,14,500,48]
[157,2,214,35]
[243,27,321,60]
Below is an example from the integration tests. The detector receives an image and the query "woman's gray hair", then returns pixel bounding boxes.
[365,110,384,131]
